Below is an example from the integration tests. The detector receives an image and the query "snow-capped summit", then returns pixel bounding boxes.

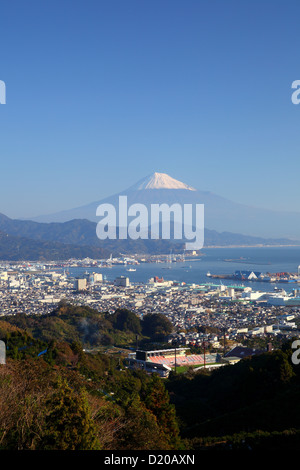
[28,172,300,240]
[129,172,196,191]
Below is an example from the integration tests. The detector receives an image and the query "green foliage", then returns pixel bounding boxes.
[115,395,167,450]
[0,354,184,451]
[5,330,50,361]
[41,378,100,450]
[166,341,300,445]
[109,369,143,407]
[1,306,300,451]
[142,313,173,341]
[110,309,142,335]
[142,374,182,449]
[1,303,143,348]
[0,360,58,449]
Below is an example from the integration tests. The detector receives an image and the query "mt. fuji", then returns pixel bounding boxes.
[128,172,196,191]
[31,172,300,240]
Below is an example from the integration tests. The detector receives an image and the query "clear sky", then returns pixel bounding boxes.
[0,0,299,218]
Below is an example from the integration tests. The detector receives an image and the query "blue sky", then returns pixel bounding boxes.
[0,0,299,218]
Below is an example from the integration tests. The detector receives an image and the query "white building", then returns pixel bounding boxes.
[75,278,87,291]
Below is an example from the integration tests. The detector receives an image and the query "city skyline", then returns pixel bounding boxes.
[0,1,300,219]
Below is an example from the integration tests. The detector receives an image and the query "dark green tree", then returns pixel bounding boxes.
[116,395,168,450]
[142,374,182,449]
[142,313,173,341]
[111,309,142,334]
[41,378,100,450]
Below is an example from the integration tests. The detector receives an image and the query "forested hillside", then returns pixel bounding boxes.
[0,303,300,450]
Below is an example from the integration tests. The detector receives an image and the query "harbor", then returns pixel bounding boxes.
[207,268,300,283]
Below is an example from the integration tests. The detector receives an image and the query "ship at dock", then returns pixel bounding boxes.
[207,269,299,283]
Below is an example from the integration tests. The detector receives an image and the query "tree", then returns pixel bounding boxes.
[116,395,167,450]
[111,309,141,335]
[142,313,173,341]
[0,359,54,450]
[41,378,100,450]
[142,374,182,449]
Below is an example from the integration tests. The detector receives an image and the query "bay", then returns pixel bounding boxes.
[68,246,300,294]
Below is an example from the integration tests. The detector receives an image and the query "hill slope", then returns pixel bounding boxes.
[0,230,111,260]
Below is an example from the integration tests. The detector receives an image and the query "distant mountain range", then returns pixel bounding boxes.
[0,172,299,260]
[31,172,300,240]
[0,230,110,261]
[0,211,299,261]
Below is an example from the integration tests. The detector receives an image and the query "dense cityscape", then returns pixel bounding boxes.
[1,255,300,358]
[1,0,300,454]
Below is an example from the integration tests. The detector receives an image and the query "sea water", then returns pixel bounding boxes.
[68,246,300,293]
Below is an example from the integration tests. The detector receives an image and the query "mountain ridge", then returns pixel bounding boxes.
[28,172,300,240]
[0,213,299,261]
